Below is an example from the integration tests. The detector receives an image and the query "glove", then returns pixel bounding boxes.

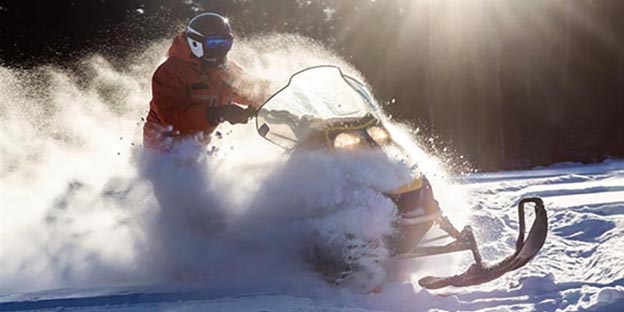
[207,105,257,126]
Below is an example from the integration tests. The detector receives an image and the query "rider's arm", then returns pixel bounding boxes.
[151,60,210,133]
[231,90,261,108]
[226,61,268,108]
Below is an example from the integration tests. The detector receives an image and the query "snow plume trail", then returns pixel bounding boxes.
[0,46,162,293]
[0,32,457,296]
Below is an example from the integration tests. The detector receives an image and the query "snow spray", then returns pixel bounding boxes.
[0,33,466,295]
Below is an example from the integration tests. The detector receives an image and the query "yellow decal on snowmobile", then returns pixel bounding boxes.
[390,177,424,195]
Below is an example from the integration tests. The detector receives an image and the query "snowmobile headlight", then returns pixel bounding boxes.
[333,132,362,150]
[366,126,390,145]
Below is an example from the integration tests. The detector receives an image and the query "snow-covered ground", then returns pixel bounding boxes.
[2,160,623,312]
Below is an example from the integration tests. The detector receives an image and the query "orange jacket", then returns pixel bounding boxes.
[143,32,254,150]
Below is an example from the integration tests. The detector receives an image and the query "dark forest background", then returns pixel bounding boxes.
[1,0,623,171]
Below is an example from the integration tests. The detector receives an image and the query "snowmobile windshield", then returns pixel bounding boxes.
[256,66,383,149]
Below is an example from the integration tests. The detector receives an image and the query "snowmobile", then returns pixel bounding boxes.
[254,65,548,289]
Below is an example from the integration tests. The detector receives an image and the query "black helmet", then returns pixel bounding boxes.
[185,13,233,67]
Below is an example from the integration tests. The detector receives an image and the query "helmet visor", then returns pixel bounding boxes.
[204,35,233,51]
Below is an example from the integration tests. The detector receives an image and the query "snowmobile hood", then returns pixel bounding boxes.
[168,32,203,66]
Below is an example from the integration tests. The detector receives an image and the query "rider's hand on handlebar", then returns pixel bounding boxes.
[207,105,257,126]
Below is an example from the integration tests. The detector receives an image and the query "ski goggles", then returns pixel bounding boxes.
[187,32,233,51]
[204,35,233,51]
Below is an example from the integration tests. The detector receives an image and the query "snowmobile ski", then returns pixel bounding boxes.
[418,198,547,289]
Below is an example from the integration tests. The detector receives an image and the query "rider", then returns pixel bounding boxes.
[143,12,260,150]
